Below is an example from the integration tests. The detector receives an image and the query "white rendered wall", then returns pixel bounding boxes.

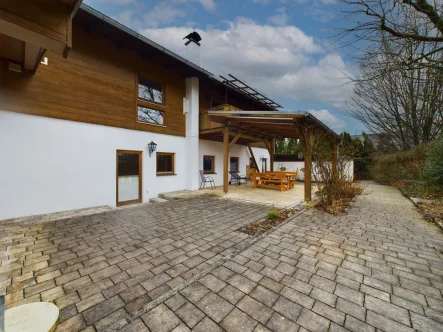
[198,139,270,187]
[185,77,200,191]
[0,110,189,220]
[273,161,354,181]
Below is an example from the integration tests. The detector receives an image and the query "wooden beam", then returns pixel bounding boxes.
[70,0,83,19]
[299,129,314,202]
[270,138,275,172]
[247,145,259,171]
[304,150,312,201]
[228,133,241,151]
[223,126,229,193]
[200,127,225,135]
[0,17,66,56]
[24,43,45,72]
[261,138,271,152]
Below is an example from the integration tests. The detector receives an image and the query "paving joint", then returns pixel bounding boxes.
[105,208,307,331]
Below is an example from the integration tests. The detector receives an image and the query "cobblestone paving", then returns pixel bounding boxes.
[0,196,268,331]
[2,183,443,332]
[129,183,443,332]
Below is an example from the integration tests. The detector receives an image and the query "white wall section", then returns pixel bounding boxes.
[274,161,354,181]
[198,139,270,187]
[185,77,200,191]
[0,110,189,220]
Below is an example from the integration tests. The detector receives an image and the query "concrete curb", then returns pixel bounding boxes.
[398,187,443,233]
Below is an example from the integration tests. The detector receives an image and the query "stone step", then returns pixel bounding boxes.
[149,197,169,204]
[157,193,174,201]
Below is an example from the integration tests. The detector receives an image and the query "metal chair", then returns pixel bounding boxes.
[199,170,215,190]
[229,171,247,185]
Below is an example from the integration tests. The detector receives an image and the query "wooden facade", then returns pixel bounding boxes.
[0,21,188,137]
[0,0,82,72]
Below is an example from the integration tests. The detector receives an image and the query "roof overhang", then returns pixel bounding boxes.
[207,111,340,140]
[77,4,213,79]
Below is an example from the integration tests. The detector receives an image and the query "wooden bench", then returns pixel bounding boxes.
[264,171,298,189]
[252,172,289,191]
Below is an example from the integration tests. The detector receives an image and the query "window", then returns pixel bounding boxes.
[157,152,175,175]
[138,106,164,125]
[203,155,215,173]
[137,75,165,126]
[138,76,163,104]
[230,157,239,172]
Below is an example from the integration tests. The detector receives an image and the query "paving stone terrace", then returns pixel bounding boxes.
[1,184,443,331]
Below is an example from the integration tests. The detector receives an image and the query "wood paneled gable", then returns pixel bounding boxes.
[0,20,188,136]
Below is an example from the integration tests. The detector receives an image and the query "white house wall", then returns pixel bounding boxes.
[199,139,270,187]
[0,110,189,220]
[273,161,354,181]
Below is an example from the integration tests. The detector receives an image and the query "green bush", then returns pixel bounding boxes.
[423,135,443,186]
[369,144,430,184]
[266,207,281,221]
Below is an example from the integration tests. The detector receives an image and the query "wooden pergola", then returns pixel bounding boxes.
[200,110,340,201]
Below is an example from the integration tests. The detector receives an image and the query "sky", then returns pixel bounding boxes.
[83,0,367,134]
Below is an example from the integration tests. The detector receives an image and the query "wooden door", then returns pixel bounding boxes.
[116,150,142,206]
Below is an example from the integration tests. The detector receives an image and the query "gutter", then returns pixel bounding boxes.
[80,4,214,78]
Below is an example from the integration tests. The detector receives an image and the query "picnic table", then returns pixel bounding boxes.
[252,171,298,191]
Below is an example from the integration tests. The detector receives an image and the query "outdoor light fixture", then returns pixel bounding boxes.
[148,140,157,157]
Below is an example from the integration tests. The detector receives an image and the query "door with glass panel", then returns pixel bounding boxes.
[116,150,142,206]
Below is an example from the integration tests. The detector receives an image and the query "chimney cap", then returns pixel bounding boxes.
[184,31,202,46]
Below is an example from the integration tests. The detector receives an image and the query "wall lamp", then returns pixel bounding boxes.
[148,141,157,157]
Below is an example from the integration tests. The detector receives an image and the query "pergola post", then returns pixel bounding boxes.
[223,126,229,193]
[270,138,275,171]
[304,150,312,201]
[300,129,314,202]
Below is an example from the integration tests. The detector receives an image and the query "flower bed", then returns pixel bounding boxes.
[238,205,302,236]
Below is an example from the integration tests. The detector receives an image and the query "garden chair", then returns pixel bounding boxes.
[229,171,247,185]
[199,170,215,190]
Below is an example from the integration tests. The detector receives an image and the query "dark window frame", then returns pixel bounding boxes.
[137,106,165,126]
[230,156,239,172]
[203,155,215,173]
[156,152,175,175]
[137,74,167,127]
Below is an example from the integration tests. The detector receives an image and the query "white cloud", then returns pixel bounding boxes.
[116,10,133,26]
[197,0,216,11]
[143,4,186,28]
[268,7,289,26]
[306,109,347,131]
[139,19,355,107]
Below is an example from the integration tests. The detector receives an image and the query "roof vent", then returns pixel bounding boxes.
[184,32,202,46]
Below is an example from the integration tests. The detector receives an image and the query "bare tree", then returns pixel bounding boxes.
[346,39,443,150]
[339,0,443,71]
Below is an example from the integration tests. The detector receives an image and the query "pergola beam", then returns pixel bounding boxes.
[229,133,242,151]
[223,127,229,193]
[247,144,260,171]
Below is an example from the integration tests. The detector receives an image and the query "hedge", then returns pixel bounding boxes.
[369,144,432,185]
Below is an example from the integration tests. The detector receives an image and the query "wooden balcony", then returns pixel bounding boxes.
[199,104,242,131]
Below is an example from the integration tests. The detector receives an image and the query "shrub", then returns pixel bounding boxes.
[369,144,430,184]
[423,135,443,186]
[266,206,280,221]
